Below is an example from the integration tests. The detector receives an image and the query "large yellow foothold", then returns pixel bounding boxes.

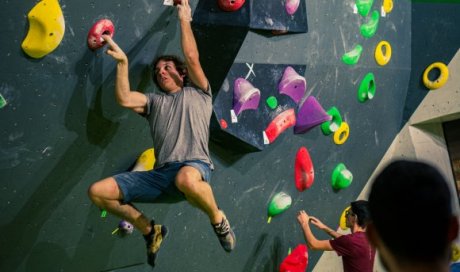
[132,148,156,172]
[339,206,351,230]
[423,62,449,90]
[375,40,392,66]
[21,0,65,58]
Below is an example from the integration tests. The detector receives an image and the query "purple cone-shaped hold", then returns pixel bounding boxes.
[278,66,306,104]
[233,78,261,116]
[285,0,300,15]
[294,96,332,134]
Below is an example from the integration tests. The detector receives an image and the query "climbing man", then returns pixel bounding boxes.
[297,200,375,272]
[87,0,235,267]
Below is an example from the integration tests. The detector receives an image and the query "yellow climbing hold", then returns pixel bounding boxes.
[339,206,351,230]
[132,148,156,172]
[383,0,393,14]
[423,62,449,90]
[333,122,350,145]
[21,0,65,58]
[375,41,392,66]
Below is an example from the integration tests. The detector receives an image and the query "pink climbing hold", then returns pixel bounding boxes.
[285,0,301,15]
[233,78,261,116]
[294,147,314,191]
[278,66,306,104]
[87,19,115,50]
[280,244,309,272]
[294,96,331,134]
[264,108,296,144]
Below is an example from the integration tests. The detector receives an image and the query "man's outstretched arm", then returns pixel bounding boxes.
[103,35,147,113]
[297,210,334,251]
[177,0,209,92]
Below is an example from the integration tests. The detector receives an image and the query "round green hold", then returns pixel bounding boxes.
[358,73,376,103]
[268,192,292,217]
[266,96,278,109]
[331,163,353,190]
[356,0,374,17]
[360,10,380,38]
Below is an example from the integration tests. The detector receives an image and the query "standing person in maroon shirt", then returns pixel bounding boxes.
[297,200,376,272]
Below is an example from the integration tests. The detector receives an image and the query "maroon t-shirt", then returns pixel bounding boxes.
[330,232,376,272]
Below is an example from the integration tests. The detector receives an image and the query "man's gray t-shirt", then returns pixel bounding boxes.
[144,85,213,169]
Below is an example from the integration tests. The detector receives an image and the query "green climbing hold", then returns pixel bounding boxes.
[360,10,380,38]
[321,107,343,135]
[0,94,6,109]
[267,192,292,223]
[266,96,278,109]
[357,73,376,103]
[342,44,363,65]
[331,163,353,190]
[356,0,374,17]
[101,209,107,218]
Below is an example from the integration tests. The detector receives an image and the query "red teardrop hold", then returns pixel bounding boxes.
[87,19,115,50]
[294,147,314,191]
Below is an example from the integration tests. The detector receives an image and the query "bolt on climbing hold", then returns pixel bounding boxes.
[356,0,374,17]
[278,66,306,104]
[267,192,292,223]
[331,163,353,190]
[294,96,331,134]
[360,10,380,38]
[342,44,363,65]
[295,147,315,191]
[375,41,392,66]
[382,0,393,14]
[333,122,350,145]
[132,148,155,172]
[218,0,246,12]
[285,0,300,15]
[112,220,134,235]
[339,206,351,230]
[423,62,449,90]
[0,94,7,109]
[87,19,115,50]
[233,78,261,116]
[321,107,343,136]
[358,73,376,102]
[21,0,65,58]
[266,96,278,109]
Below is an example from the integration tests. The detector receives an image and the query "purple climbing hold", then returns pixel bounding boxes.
[294,96,331,134]
[233,77,261,116]
[278,66,306,104]
[119,220,134,234]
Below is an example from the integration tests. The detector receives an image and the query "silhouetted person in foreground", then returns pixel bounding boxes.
[367,160,459,272]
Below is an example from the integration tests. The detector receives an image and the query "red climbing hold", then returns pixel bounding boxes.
[294,147,314,191]
[218,0,245,12]
[87,19,115,50]
[264,109,296,144]
[220,119,228,129]
[280,244,309,272]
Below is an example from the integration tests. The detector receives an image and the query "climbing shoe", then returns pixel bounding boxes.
[144,220,168,267]
[212,211,236,252]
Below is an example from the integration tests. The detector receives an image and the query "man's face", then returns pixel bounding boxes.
[155,60,184,93]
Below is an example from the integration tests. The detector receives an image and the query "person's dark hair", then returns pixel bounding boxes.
[368,160,453,263]
[350,200,371,228]
[151,55,188,90]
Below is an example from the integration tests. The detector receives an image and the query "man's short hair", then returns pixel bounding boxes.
[368,160,453,263]
[151,55,188,90]
[351,200,371,228]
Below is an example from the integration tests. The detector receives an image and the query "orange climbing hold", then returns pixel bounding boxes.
[21,0,65,58]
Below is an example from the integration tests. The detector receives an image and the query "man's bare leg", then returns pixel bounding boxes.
[87,177,152,235]
[174,166,223,224]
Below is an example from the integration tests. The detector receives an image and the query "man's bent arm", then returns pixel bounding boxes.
[178,0,209,92]
[103,35,147,113]
[299,220,334,251]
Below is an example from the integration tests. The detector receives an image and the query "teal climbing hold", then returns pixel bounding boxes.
[342,44,363,65]
[356,0,374,17]
[360,10,379,38]
[266,96,278,109]
[357,73,376,102]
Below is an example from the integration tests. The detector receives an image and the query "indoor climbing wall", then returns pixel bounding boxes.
[1,0,457,271]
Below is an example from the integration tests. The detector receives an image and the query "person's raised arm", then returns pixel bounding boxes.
[297,210,334,251]
[177,0,209,92]
[309,216,343,239]
[103,35,148,113]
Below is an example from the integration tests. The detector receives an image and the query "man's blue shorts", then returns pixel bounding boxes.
[113,160,211,204]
